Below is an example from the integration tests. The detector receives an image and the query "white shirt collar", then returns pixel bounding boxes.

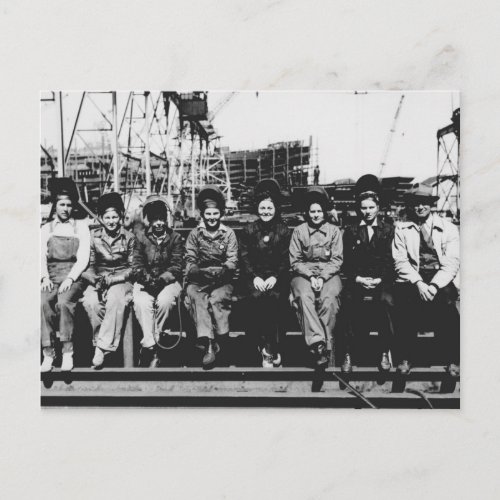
[198,220,228,232]
[406,213,444,231]
[359,218,378,227]
[53,217,75,226]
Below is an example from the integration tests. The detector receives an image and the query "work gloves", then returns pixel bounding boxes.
[135,270,166,297]
[187,264,233,285]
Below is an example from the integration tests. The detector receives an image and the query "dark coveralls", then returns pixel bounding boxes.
[184,224,238,340]
[341,219,395,358]
[41,221,86,355]
[81,227,136,352]
[239,218,291,350]
[289,221,343,350]
[133,228,184,347]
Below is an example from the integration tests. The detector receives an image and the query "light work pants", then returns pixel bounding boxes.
[133,282,182,348]
[290,275,342,350]
[184,283,233,340]
[82,282,133,352]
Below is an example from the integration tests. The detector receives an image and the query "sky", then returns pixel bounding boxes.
[40,90,459,184]
[208,90,459,183]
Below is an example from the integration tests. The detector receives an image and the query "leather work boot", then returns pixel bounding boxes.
[272,352,282,368]
[341,353,353,374]
[397,360,411,375]
[447,363,460,377]
[149,350,160,369]
[379,352,391,372]
[202,340,218,369]
[140,347,159,368]
[314,342,328,368]
[40,355,54,373]
[61,352,74,372]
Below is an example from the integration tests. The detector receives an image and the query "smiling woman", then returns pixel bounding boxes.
[102,209,121,233]
[289,186,343,367]
[238,179,291,367]
[183,185,239,369]
[80,192,136,369]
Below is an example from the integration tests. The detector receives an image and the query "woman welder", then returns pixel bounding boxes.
[40,178,90,372]
[289,186,343,367]
[184,185,238,369]
[81,192,136,369]
[239,179,291,367]
[340,175,395,373]
[133,194,184,367]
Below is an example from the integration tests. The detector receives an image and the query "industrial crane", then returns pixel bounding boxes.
[378,94,405,178]
[207,92,236,123]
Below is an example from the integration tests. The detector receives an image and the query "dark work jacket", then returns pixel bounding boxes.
[342,218,394,285]
[82,226,136,284]
[184,223,238,286]
[239,217,291,295]
[134,227,184,284]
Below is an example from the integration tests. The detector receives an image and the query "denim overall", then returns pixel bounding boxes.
[41,221,84,354]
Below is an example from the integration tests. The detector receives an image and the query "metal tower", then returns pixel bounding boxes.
[436,108,460,217]
[40,91,234,223]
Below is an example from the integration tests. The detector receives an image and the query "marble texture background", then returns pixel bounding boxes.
[0,0,499,498]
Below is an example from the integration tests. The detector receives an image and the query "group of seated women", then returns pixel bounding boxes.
[41,174,460,376]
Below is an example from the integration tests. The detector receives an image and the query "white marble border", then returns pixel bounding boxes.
[0,1,498,498]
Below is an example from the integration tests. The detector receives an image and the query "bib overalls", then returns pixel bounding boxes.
[41,221,85,356]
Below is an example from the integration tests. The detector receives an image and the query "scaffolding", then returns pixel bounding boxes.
[40,91,234,223]
[436,108,460,217]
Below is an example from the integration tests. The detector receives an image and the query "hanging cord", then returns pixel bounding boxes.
[154,289,184,351]
[77,200,105,228]
[330,371,378,409]
[405,388,434,409]
[143,202,183,352]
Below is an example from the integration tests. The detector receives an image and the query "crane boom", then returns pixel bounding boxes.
[208,92,236,122]
[378,94,405,178]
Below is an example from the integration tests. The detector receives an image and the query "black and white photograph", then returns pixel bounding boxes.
[40,90,460,408]
[4,0,500,498]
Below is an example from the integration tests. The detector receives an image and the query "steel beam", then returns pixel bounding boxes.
[64,92,86,165]
[41,367,459,409]
[144,91,151,195]
[56,91,65,176]
[41,392,459,409]
[111,92,119,192]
